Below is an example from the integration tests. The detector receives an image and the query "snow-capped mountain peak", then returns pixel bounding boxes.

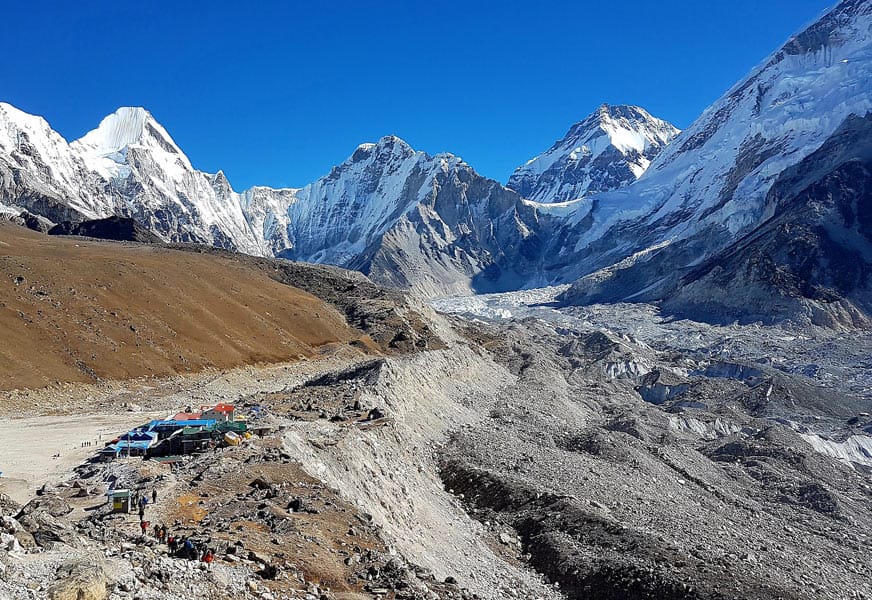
[593,104,676,157]
[72,106,192,179]
[0,102,53,149]
[0,102,104,220]
[348,134,416,164]
[558,0,872,326]
[0,102,78,172]
[508,104,679,203]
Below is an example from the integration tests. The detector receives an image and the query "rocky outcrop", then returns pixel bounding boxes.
[48,215,163,243]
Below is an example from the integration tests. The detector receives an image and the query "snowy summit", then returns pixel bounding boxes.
[507,104,679,203]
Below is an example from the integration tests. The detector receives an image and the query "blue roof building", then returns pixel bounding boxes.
[106,430,158,457]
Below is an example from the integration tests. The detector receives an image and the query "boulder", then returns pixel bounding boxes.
[3,514,37,549]
[36,482,56,496]
[248,550,271,564]
[27,513,78,549]
[0,493,21,517]
[256,563,278,580]
[14,528,37,550]
[47,561,109,600]
[367,407,386,420]
[249,476,273,490]
[32,524,77,549]
[73,486,95,498]
[287,497,318,514]
[18,494,72,518]
[0,516,21,533]
[0,532,22,552]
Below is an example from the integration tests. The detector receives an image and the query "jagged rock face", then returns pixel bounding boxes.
[558,0,872,326]
[660,113,872,328]
[365,169,540,297]
[507,104,678,203]
[280,136,539,297]
[279,137,425,267]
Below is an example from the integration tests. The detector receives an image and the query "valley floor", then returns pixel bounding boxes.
[0,345,560,600]
[1,285,871,600]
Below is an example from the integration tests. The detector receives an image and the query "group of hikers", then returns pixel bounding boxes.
[134,522,215,565]
[167,535,215,565]
[131,487,214,566]
[151,522,169,542]
[133,489,158,519]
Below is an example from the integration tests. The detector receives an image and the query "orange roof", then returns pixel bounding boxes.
[173,412,202,420]
[201,403,234,414]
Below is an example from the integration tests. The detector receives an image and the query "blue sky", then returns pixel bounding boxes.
[1,1,829,189]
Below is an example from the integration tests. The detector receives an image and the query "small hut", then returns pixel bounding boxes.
[108,489,131,513]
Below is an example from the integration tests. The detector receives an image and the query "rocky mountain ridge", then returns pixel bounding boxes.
[556,0,872,327]
[0,106,539,296]
[1,1,871,325]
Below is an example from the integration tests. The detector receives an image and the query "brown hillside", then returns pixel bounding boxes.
[0,223,365,390]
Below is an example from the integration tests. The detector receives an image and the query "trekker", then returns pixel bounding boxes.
[202,549,214,569]
[152,489,157,503]
[140,521,147,535]
[153,523,160,538]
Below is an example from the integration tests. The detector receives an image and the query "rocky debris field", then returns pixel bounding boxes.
[0,413,482,600]
[2,278,872,600]
[433,295,872,599]
[0,339,558,600]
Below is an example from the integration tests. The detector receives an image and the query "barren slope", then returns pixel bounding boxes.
[0,223,364,390]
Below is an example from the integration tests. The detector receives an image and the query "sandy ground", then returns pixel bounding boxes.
[0,347,365,506]
[0,410,167,504]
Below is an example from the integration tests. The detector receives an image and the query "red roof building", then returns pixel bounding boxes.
[172,411,203,421]
[200,403,235,422]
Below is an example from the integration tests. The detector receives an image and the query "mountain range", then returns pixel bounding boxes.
[1,0,870,327]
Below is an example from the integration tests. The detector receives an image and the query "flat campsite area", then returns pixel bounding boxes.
[0,411,164,504]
